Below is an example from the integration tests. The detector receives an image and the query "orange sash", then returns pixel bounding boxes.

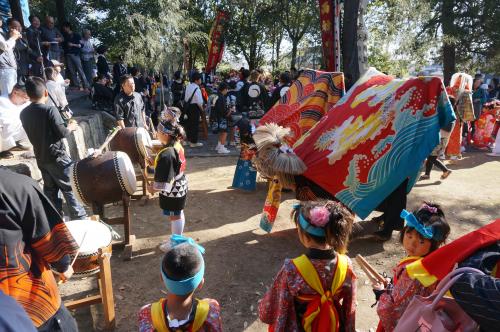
[292,254,348,332]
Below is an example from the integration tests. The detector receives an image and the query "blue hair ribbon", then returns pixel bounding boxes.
[400,209,434,239]
[293,203,326,237]
[161,235,205,295]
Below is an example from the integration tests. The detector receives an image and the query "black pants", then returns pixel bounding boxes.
[186,104,200,144]
[425,156,448,175]
[376,179,408,236]
[38,305,78,332]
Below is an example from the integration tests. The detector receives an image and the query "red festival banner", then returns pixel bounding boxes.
[206,9,229,73]
[318,0,341,72]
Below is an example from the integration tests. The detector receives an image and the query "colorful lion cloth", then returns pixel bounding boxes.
[255,68,456,220]
[258,70,345,232]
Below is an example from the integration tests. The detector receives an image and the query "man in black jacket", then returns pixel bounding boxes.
[20,77,87,219]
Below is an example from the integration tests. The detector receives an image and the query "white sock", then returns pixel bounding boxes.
[170,211,185,235]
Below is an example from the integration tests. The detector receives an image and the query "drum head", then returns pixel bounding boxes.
[65,220,112,255]
[136,127,152,159]
[115,151,137,195]
[151,139,162,146]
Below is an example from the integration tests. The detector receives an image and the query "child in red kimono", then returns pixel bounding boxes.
[138,235,222,332]
[258,201,357,332]
[373,203,451,331]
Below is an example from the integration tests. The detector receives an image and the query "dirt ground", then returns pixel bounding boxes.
[60,151,500,332]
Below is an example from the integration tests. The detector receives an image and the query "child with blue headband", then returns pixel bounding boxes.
[147,114,189,252]
[259,201,357,331]
[138,235,222,332]
[373,202,450,332]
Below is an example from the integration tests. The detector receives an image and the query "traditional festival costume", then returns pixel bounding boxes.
[231,117,258,191]
[138,235,222,332]
[259,206,356,332]
[445,73,474,159]
[0,169,79,327]
[257,70,345,232]
[406,219,500,288]
[253,68,456,222]
[154,134,188,214]
[472,100,499,150]
[0,96,29,152]
[376,256,432,332]
[138,298,222,332]
[375,208,446,332]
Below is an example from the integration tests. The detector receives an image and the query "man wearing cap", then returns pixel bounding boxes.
[0,19,21,96]
[0,83,30,159]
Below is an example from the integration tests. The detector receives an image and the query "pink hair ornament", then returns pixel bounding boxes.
[309,206,330,227]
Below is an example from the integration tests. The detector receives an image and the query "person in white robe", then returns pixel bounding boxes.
[0,84,30,158]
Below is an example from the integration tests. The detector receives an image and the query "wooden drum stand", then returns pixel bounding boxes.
[64,216,116,330]
[92,193,135,261]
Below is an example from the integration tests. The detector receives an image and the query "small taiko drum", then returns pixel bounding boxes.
[109,127,151,166]
[70,151,136,206]
[65,220,112,276]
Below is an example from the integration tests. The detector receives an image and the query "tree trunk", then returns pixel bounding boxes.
[55,0,65,28]
[342,0,360,89]
[275,33,282,70]
[183,38,190,74]
[291,39,298,69]
[441,0,455,86]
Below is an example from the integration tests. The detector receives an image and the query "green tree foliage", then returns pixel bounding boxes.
[85,0,208,72]
[274,0,319,69]
[366,0,500,81]
[221,0,270,70]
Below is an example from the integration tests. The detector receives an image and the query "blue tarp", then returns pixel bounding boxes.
[0,0,30,27]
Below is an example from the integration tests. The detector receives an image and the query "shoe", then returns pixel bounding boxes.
[419,174,430,181]
[217,146,230,154]
[351,218,383,239]
[372,231,393,242]
[189,142,203,148]
[441,170,452,179]
[215,143,222,151]
[11,142,30,151]
[0,151,14,159]
[230,142,237,146]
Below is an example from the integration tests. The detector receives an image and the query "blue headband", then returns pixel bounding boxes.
[294,204,326,237]
[161,235,205,295]
[400,209,434,239]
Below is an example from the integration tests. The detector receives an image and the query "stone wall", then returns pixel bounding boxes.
[1,111,109,180]
[65,111,108,161]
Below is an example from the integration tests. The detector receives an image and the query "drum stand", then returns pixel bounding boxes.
[65,247,116,330]
[92,193,135,261]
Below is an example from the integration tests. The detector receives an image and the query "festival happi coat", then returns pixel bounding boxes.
[258,70,345,232]
[255,68,456,220]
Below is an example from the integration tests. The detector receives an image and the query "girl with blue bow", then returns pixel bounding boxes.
[373,202,450,332]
